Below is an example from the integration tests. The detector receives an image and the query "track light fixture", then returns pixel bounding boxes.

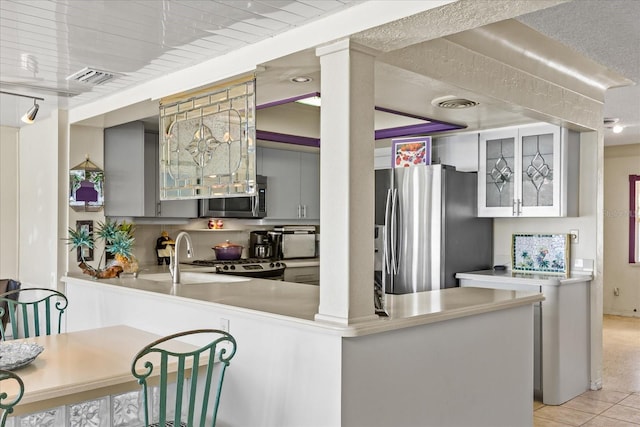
[22,98,40,123]
[0,90,44,124]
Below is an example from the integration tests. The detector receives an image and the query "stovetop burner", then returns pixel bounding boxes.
[187,258,286,278]
[190,258,280,267]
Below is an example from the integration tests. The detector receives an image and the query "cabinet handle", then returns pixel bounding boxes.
[517,199,522,216]
[157,202,161,216]
[302,205,307,218]
[512,200,516,216]
[252,195,259,216]
[297,205,302,218]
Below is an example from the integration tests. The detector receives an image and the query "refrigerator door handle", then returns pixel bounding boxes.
[383,189,392,272]
[391,188,398,275]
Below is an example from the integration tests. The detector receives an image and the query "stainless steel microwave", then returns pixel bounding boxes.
[198,175,267,218]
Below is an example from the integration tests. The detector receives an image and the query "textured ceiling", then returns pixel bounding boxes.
[518,0,639,80]
[517,0,640,145]
[0,0,638,145]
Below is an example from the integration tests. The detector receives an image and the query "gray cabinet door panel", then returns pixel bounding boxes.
[105,122,196,218]
[299,152,320,220]
[105,122,147,217]
[261,147,301,219]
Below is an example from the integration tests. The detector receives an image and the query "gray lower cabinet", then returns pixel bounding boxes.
[104,121,197,218]
[258,147,319,221]
[458,272,591,405]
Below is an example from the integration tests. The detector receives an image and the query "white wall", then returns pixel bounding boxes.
[431,131,480,172]
[603,143,640,317]
[18,112,62,289]
[0,126,19,279]
[257,102,319,138]
[67,125,106,274]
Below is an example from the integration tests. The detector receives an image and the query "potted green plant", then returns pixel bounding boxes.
[66,219,137,279]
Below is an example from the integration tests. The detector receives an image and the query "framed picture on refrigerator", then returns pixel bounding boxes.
[392,136,431,168]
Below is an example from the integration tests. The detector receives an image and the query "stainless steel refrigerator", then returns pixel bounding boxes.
[375,164,493,294]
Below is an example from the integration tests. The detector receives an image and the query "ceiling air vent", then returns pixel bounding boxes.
[432,96,479,109]
[66,67,119,85]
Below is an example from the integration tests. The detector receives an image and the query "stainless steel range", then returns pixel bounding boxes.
[189,258,286,280]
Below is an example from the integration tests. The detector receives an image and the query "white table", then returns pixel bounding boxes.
[3,325,197,417]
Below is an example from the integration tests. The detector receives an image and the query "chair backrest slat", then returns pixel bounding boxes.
[131,329,236,427]
[0,288,68,340]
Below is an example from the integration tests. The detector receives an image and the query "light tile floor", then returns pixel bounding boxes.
[534,315,640,426]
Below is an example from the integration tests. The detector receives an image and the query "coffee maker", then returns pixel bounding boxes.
[249,231,272,259]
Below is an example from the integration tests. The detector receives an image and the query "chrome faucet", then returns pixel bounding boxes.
[169,231,194,284]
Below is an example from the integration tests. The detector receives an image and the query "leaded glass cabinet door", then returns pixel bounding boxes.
[478,128,518,216]
[517,124,562,216]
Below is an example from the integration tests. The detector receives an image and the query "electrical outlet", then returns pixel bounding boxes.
[220,318,230,332]
[569,229,579,244]
[614,287,620,296]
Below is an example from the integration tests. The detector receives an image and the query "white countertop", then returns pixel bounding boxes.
[456,269,593,287]
[63,266,543,337]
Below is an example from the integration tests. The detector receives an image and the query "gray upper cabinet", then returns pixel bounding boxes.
[299,151,320,219]
[258,147,320,221]
[104,121,197,218]
[478,123,579,217]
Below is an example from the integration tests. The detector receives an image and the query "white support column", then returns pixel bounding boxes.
[315,39,378,325]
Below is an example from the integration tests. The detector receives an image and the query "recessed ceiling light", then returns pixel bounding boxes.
[432,95,478,109]
[612,124,624,134]
[290,76,313,83]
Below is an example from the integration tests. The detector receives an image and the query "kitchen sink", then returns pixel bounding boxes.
[139,271,249,284]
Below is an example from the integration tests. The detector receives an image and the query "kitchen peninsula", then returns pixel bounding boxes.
[457,269,593,405]
[62,270,543,427]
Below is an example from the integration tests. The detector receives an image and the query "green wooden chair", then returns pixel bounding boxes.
[0,288,68,340]
[131,329,237,427]
[0,369,24,427]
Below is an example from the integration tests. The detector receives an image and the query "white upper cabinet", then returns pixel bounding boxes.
[259,147,320,221]
[478,123,579,217]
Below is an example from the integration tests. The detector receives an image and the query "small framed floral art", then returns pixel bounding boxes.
[392,136,431,168]
[512,233,570,274]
